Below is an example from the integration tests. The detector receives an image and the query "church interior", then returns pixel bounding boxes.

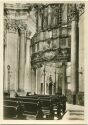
[3,3,85,120]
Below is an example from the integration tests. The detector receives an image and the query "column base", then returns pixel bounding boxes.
[66,90,84,105]
[10,90,16,98]
[66,90,77,105]
[17,89,26,96]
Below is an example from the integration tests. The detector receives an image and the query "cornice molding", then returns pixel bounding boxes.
[4,3,31,10]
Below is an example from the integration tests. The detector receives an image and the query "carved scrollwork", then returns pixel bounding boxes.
[76,3,85,16]
[31,47,70,68]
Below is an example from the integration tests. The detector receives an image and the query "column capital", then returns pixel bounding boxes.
[5,18,27,33]
[67,3,85,22]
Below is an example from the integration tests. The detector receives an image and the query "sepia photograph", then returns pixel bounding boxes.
[3,1,85,123]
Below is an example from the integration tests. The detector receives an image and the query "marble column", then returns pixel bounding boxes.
[37,68,41,94]
[31,68,36,94]
[55,73,58,94]
[71,15,79,104]
[35,69,38,94]
[62,63,66,95]
[44,63,46,95]
[4,27,19,93]
[24,37,32,92]
[3,25,7,92]
[54,67,56,94]
[18,29,26,92]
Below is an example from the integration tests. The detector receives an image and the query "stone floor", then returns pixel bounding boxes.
[62,103,84,120]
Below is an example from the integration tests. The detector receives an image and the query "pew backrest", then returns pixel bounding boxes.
[4,100,18,106]
[23,102,38,115]
[4,97,39,103]
[18,95,38,99]
[4,105,17,119]
[17,97,39,103]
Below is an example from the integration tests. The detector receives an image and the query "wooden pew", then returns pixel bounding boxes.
[4,100,25,119]
[5,97,39,104]
[56,95,66,119]
[15,97,53,119]
[60,96,66,113]
[4,100,18,106]
[4,95,66,120]
[23,102,38,115]
[17,97,39,103]
[17,95,65,115]
[4,98,42,119]
[19,95,38,99]
[38,98,54,120]
[39,99,51,109]
[4,105,17,119]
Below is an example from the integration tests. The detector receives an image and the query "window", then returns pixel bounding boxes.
[52,38,59,48]
[52,29,57,38]
[59,38,66,48]
[62,28,67,35]
[48,30,52,38]
[52,39,57,48]
[45,31,49,39]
